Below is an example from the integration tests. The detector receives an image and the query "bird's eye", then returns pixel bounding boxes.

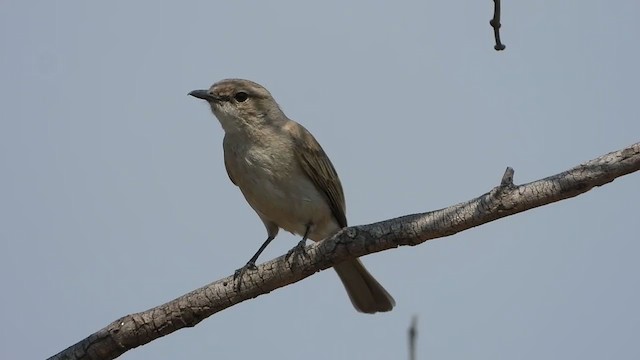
[234,92,249,102]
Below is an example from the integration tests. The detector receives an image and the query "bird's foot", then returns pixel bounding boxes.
[285,239,310,262]
[233,261,257,292]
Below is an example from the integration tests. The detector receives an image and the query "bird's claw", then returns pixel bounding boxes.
[233,261,257,291]
[285,239,309,262]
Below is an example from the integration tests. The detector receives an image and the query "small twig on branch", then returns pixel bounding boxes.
[490,0,506,50]
[408,315,418,360]
[49,142,640,360]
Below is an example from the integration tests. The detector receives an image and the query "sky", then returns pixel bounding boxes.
[1,1,639,359]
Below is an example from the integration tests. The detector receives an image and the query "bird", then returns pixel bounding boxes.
[189,78,395,313]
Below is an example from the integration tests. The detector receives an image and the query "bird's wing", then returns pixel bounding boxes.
[292,123,348,228]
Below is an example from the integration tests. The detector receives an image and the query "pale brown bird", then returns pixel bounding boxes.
[189,79,395,313]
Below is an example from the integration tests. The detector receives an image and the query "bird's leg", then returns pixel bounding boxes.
[234,235,275,291]
[286,224,311,261]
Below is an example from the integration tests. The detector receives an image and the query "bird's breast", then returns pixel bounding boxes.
[224,139,335,239]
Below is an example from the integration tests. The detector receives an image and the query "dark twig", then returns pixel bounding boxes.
[490,0,506,50]
[408,315,418,360]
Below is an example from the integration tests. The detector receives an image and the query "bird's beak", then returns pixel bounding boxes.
[189,89,215,101]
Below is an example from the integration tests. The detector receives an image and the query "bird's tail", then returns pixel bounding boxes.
[333,259,395,314]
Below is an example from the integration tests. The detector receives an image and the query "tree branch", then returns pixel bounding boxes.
[49,142,640,360]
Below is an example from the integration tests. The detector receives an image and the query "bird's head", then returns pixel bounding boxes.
[189,79,284,133]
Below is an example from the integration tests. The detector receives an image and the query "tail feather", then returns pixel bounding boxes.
[333,259,395,314]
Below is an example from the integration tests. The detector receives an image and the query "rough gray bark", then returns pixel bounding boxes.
[49,142,640,360]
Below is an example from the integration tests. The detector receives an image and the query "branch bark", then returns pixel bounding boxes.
[49,142,640,360]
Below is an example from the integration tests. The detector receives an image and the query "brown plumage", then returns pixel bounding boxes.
[190,79,395,313]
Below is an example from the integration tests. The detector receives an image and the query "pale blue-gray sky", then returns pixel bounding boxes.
[1,1,639,359]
